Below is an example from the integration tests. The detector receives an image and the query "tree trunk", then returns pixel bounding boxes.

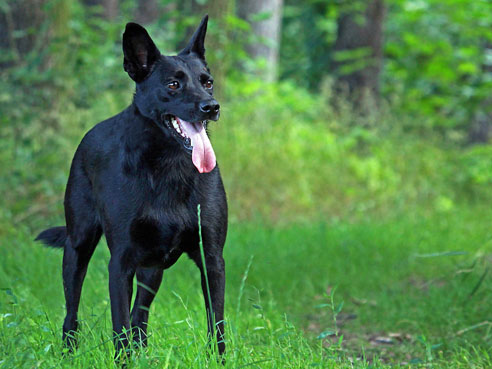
[237,0,283,82]
[468,42,492,144]
[206,0,232,98]
[333,0,385,109]
[83,0,119,20]
[0,0,71,67]
[0,0,47,67]
[135,0,159,25]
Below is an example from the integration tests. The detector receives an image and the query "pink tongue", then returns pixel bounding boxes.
[177,118,216,173]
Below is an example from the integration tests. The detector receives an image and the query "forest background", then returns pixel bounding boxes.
[0,0,491,368]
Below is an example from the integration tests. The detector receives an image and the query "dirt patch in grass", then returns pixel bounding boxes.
[304,289,424,365]
[306,313,419,365]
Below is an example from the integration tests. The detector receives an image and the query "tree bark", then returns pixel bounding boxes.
[135,0,159,25]
[0,0,47,67]
[206,0,231,98]
[83,0,119,20]
[237,0,283,82]
[468,42,492,144]
[333,0,385,108]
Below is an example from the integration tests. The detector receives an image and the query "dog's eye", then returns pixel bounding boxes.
[203,80,213,90]
[168,81,180,90]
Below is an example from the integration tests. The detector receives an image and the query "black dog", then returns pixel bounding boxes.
[35,15,227,357]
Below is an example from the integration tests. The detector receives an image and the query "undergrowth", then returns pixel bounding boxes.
[2,77,492,230]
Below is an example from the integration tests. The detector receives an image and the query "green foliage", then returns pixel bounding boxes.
[1,0,492,230]
[280,0,336,89]
[210,76,492,222]
[459,144,492,190]
[384,0,492,129]
[1,1,492,367]
[280,0,492,131]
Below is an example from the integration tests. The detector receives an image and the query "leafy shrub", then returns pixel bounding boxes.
[2,2,492,231]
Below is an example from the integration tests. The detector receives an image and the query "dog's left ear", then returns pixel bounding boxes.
[123,22,161,82]
[178,15,208,60]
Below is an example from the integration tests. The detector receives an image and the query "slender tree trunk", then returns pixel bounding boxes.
[103,0,118,19]
[135,0,159,24]
[47,0,71,70]
[333,0,385,109]
[468,42,492,143]
[83,0,119,20]
[237,0,283,82]
[206,0,232,98]
[177,0,206,49]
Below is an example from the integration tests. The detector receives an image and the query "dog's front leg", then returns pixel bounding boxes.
[108,256,136,359]
[203,255,226,355]
[130,267,164,346]
[190,251,226,355]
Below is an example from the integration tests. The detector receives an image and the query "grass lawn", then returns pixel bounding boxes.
[0,205,491,368]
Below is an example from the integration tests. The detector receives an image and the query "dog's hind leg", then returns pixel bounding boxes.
[62,168,102,351]
[130,268,163,346]
[62,231,101,350]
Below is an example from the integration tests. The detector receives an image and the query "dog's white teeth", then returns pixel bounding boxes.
[168,116,188,139]
[174,122,186,137]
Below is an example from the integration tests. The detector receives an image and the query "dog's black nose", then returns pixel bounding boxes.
[199,100,220,114]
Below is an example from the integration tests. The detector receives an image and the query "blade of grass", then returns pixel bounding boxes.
[236,255,254,319]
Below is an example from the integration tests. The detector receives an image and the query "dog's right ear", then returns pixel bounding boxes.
[123,23,161,82]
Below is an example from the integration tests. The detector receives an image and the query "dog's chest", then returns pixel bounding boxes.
[129,200,198,268]
[118,146,203,267]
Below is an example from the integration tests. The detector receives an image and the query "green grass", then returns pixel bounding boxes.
[1,205,491,368]
[1,74,492,367]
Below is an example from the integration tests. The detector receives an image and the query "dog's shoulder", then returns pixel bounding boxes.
[79,107,140,159]
[71,108,132,174]
[83,110,128,145]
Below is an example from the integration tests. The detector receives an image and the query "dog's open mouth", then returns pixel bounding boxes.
[163,115,216,173]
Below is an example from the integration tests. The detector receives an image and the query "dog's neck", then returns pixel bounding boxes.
[121,104,199,184]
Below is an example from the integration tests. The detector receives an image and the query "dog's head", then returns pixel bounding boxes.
[123,15,219,173]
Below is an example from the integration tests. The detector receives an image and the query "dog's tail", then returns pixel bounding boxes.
[35,226,67,248]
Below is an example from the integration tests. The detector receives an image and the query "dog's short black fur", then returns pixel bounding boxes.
[35,16,227,356]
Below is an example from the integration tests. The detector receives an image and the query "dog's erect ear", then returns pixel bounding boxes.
[123,23,161,82]
[178,15,208,60]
